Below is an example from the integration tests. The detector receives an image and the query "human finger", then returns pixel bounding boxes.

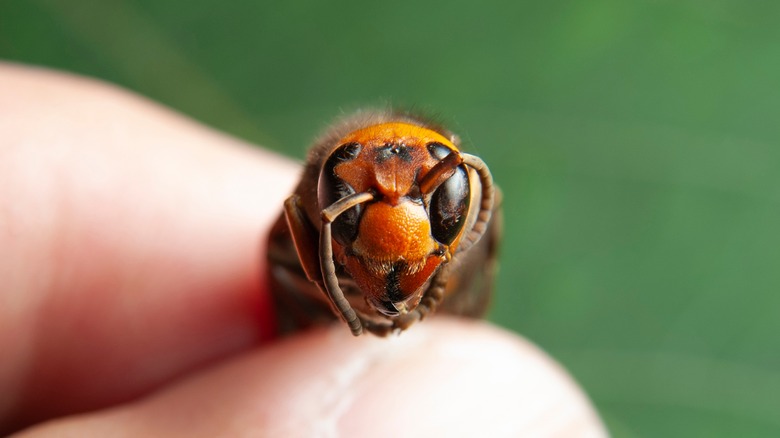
[17,319,607,438]
[0,62,296,431]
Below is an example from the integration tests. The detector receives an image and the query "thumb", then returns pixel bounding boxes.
[19,319,607,437]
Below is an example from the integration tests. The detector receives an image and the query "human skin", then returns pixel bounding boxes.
[0,62,607,437]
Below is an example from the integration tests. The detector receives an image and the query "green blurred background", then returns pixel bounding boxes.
[2,1,778,435]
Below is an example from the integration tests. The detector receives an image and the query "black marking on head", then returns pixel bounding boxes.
[376,143,413,164]
[385,261,407,303]
[336,142,362,161]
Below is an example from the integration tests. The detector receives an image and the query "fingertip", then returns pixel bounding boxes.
[336,320,607,437]
[19,320,606,437]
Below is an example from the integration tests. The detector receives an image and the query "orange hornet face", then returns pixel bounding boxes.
[317,123,471,316]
